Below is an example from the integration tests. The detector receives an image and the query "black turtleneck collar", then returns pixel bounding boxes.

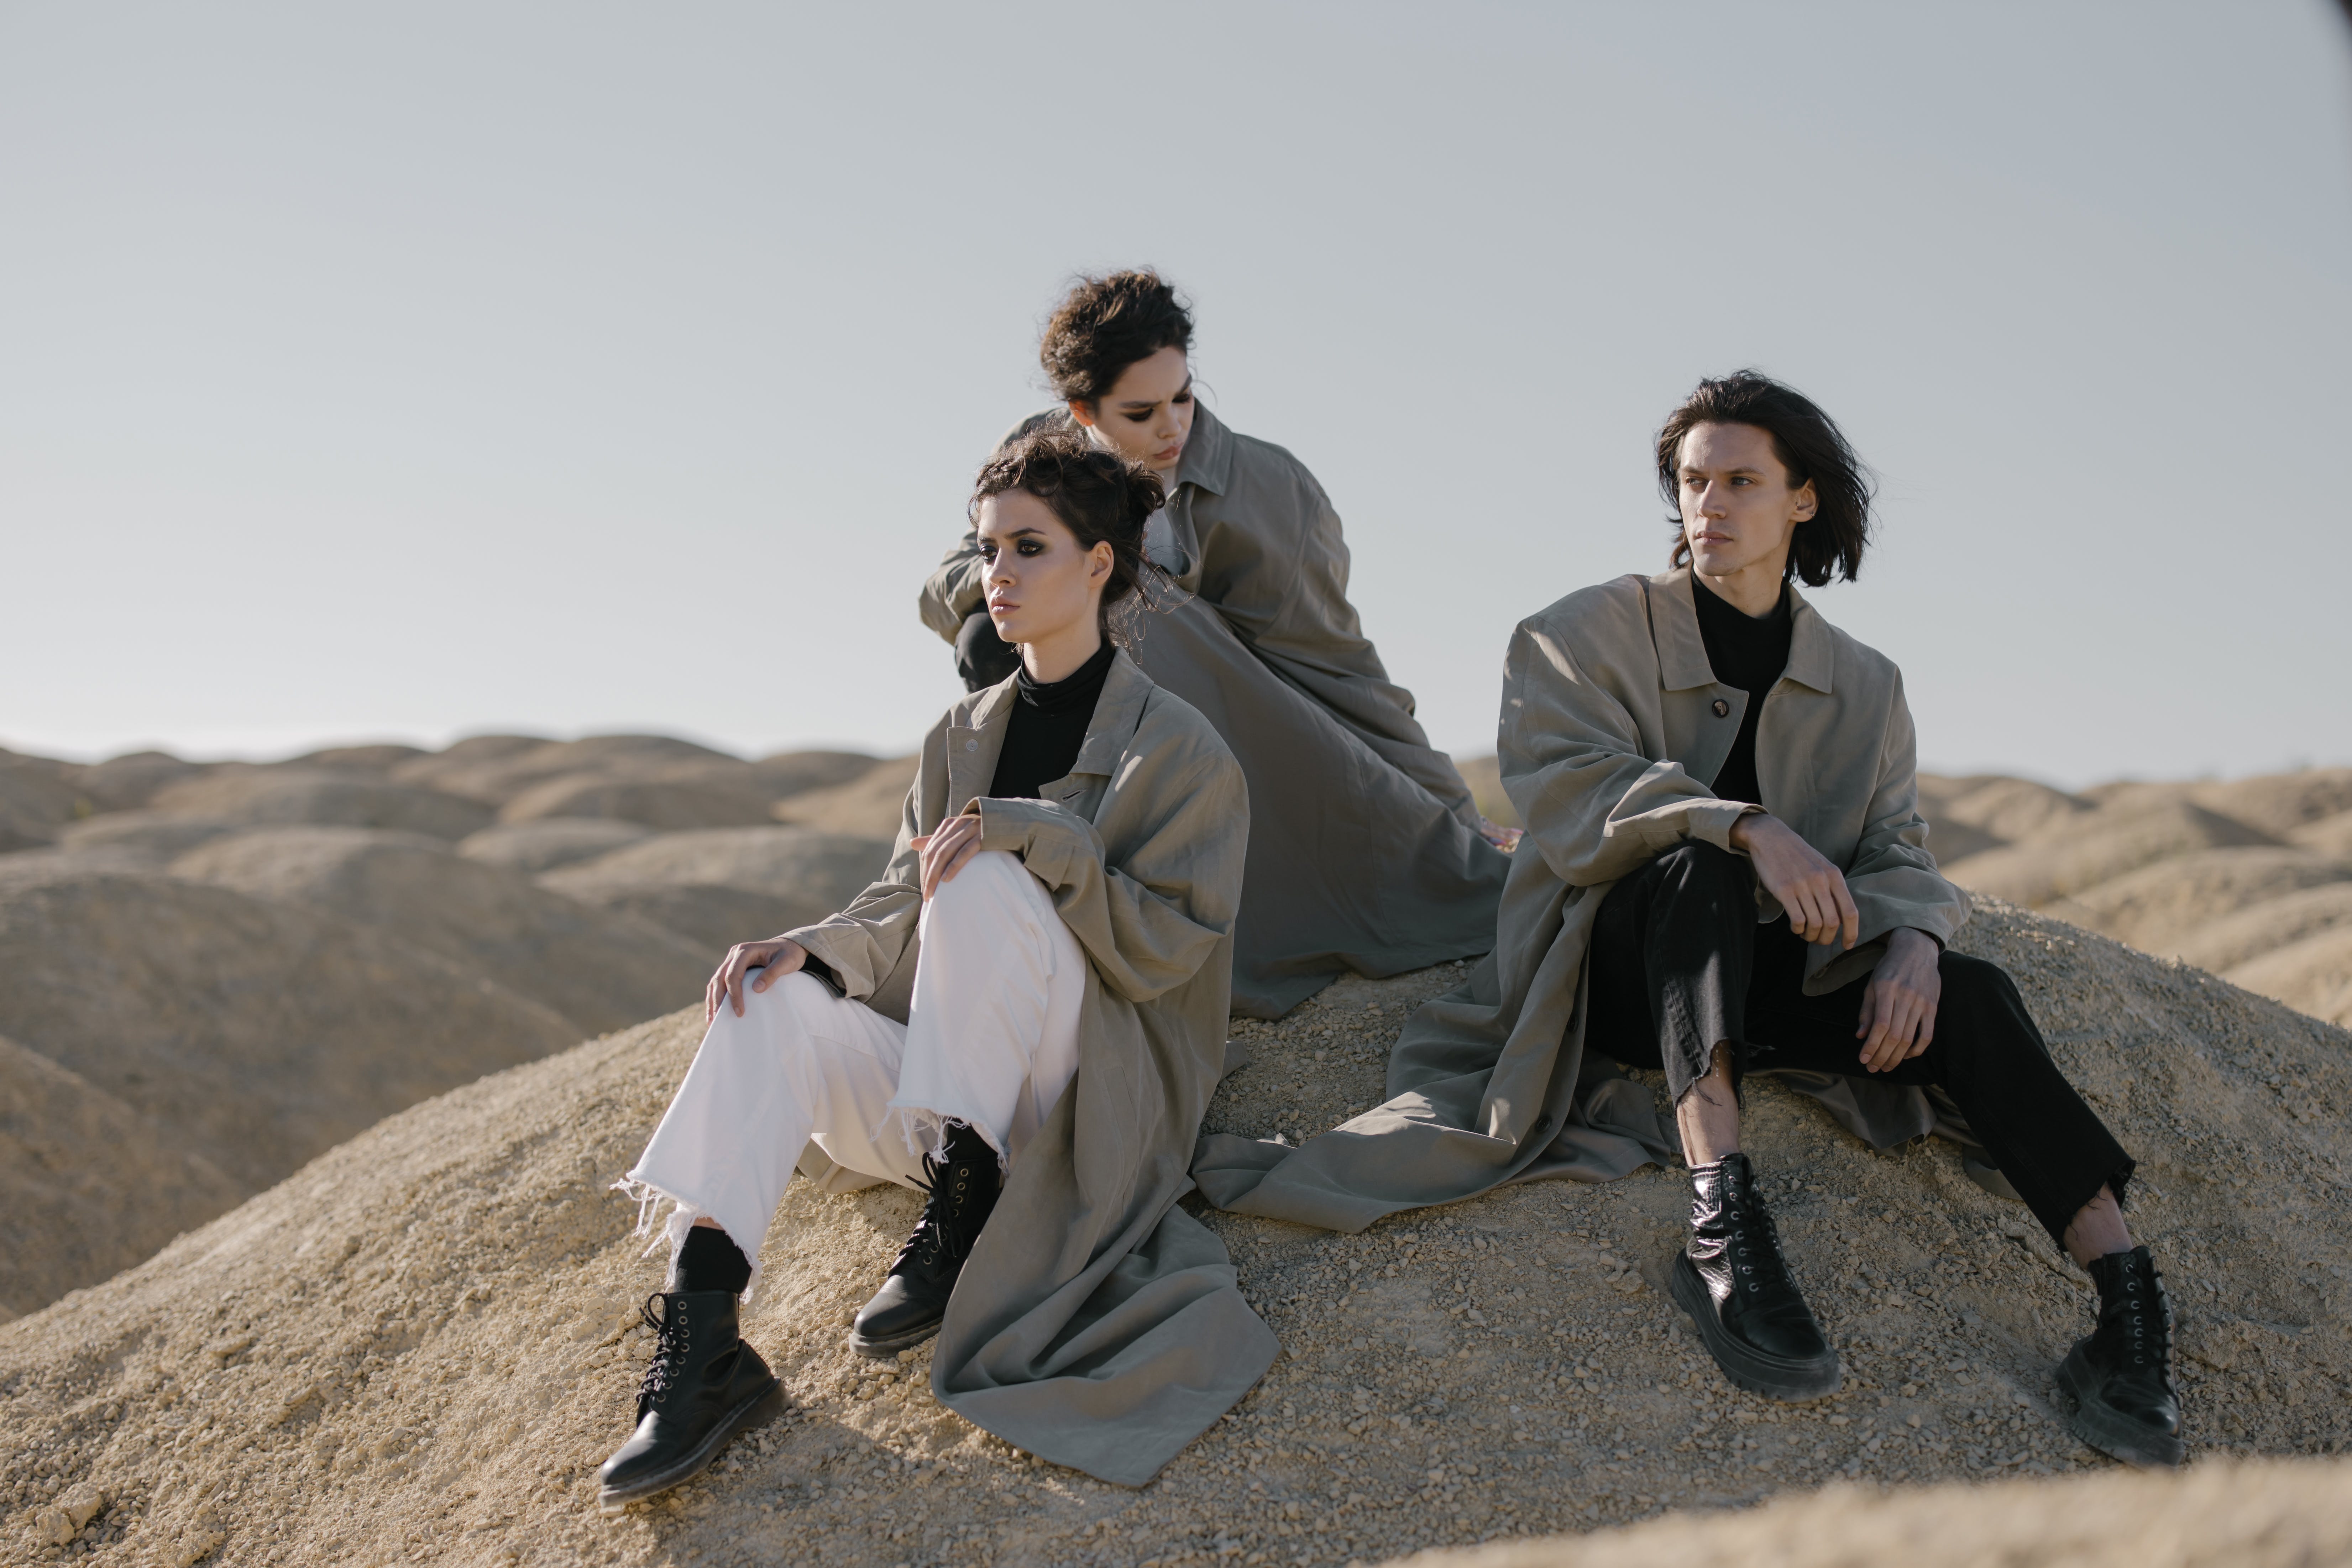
[992,641,1115,799]
[1013,639,1115,714]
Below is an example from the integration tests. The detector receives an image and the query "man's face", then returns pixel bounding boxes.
[1677,421,1818,583]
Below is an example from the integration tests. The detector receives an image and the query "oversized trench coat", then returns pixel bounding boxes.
[1193,568,1973,1231]
[919,404,1509,1018]
[783,650,1276,1485]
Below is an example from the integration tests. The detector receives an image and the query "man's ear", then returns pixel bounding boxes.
[1067,398,1097,429]
[1792,481,1819,522]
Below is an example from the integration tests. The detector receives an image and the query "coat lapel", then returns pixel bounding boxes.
[1038,650,1152,816]
[948,677,1018,814]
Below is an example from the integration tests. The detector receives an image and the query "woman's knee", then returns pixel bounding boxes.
[927,848,1051,923]
[706,969,837,1054]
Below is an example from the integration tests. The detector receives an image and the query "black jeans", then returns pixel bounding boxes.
[956,610,1022,691]
[1586,840,2133,1246]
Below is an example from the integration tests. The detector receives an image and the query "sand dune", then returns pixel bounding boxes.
[0,1034,246,1319]
[390,734,742,806]
[0,898,2342,1567]
[2189,767,2352,838]
[541,825,892,955]
[146,767,495,840]
[2173,882,2352,974]
[2224,927,2352,1027]
[1938,796,2275,906]
[2039,847,2352,957]
[168,827,710,1035]
[2289,808,2352,858]
[458,818,653,873]
[769,755,921,838]
[49,811,241,867]
[0,859,578,1195]
[497,769,784,831]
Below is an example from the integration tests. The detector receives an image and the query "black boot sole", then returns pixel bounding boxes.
[847,1311,944,1359]
[1669,1251,1842,1402]
[2056,1341,2185,1469]
[596,1377,787,1514]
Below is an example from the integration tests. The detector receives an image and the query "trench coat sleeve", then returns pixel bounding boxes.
[918,533,988,644]
[1500,614,1758,888]
[1842,669,1968,949]
[968,749,1243,1005]
[779,735,934,999]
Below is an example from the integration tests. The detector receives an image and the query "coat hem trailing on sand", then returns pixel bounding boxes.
[785,649,1277,1485]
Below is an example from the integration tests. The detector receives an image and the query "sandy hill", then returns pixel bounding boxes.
[1,897,2343,1567]
[0,738,906,1321]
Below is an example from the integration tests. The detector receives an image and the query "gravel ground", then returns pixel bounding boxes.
[0,900,2345,1567]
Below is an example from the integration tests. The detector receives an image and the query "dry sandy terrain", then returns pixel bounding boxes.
[0,739,900,1318]
[0,896,2343,1568]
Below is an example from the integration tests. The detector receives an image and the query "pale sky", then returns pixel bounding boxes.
[5,2,2350,787]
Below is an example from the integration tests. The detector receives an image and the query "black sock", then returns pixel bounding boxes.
[673,1226,752,1296]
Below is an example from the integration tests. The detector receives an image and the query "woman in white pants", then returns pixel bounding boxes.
[600,430,1266,1507]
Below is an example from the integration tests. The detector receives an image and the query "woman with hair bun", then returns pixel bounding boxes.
[601,430,1269,1503]
[920,269,1509,1017]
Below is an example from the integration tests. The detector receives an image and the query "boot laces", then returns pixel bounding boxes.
[892,1148,986,1273]
[636,1292,693,1409]
[2105,1262,2176,1385]
[1726,1177,1796,1297]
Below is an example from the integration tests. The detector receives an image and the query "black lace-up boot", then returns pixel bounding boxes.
[597,1290,784,1512]
[2058,1246,2184,1468]
[848,1120,1003,1358]
[1668,1152,1841,1400]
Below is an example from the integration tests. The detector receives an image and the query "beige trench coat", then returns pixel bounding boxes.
[785,651,1275,1484]
[920,404,1508,1017]
[1194,569,1971,1231]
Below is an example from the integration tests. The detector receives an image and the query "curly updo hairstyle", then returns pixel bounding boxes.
[1656,370,1875,587]
[1039,269,1194,406]
[970,429,1169,644]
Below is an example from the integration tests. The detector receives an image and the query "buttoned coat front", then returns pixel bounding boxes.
[920,404,1508,1016]
[1194,568,1970,1231]
[785,651,1275,1485]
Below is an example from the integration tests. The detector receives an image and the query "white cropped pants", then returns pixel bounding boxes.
[625,850,1086,1288]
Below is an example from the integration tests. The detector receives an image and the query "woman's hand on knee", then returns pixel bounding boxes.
[707,938,808,1023]
[1855,928,1941,1071]
[1729,813,1859,949]
[911,812,985,901]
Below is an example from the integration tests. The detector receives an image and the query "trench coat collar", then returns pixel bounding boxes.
[1648,568,1837,697]
[949,647,1155,813]
[1174,403,1236,499]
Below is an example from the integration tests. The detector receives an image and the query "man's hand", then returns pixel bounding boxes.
[911,811,985,901]
[706,937,808,1024]
[1729,811,1859,949]
[1856,928,1942,1072]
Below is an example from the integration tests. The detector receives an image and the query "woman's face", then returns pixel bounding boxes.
[1676,421,1817,582]
[976,489,1112,650]
[1069,344,1194,474]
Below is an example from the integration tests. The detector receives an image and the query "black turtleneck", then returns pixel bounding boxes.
[988,640,1115,800]
[1691,575,1793,807]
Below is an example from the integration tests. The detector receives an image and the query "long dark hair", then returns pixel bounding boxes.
[1039,270,1194,406]
[1655,371,1874,586]
[970,430,1168,643]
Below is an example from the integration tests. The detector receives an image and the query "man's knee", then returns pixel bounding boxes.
[1653,838,1751,899]
[1929,952,2044,1060]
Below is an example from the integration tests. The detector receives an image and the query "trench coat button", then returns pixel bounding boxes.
[965,739,979,752]
[1712,699,1731,718]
